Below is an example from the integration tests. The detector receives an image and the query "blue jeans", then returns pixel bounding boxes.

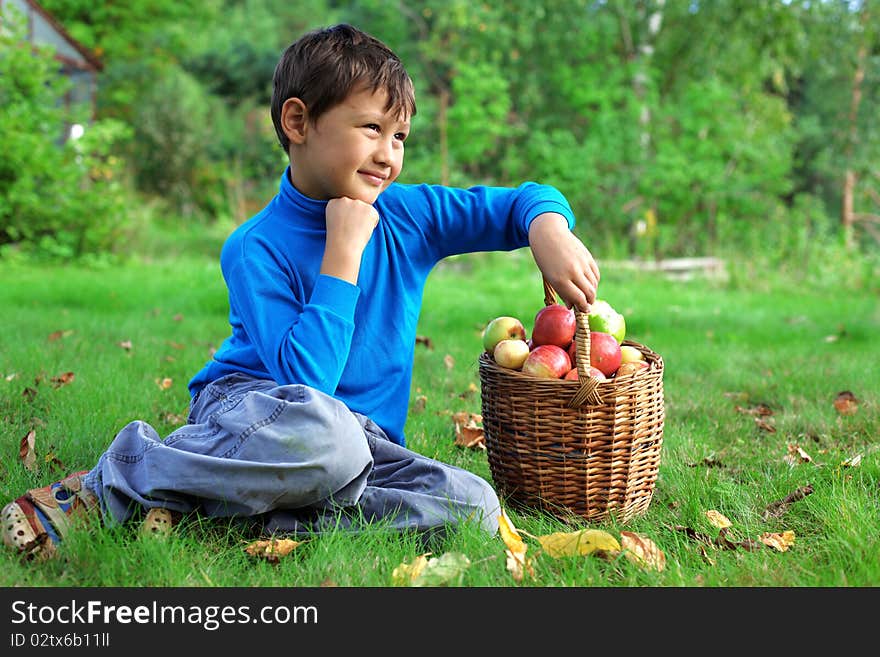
[82,373,500,536]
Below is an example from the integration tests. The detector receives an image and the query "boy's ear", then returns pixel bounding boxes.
[280,97,309,144]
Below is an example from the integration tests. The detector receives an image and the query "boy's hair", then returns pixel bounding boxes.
[271,23,417,151]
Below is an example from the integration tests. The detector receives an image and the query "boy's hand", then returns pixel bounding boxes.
[320,197,380,284]
[528,212,600,312]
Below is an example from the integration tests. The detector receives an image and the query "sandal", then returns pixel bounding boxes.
[2,471,99,560]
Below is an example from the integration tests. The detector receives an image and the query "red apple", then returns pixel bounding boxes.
[564,366,607,381]
[589,331,622,377]
[493,339,530,370]
[521,344,570,379]
[531,304,576,348]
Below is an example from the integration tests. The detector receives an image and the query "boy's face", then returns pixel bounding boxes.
[290,86,410,204]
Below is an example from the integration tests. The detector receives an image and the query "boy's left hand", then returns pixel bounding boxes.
[528,213,600,312]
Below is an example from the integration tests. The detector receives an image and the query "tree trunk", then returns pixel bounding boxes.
[841,10,869,249]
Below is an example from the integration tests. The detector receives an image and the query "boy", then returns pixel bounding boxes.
[3,23,600,560]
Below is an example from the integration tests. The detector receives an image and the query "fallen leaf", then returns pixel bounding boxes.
[411,552,471,587]
[498,508,532,581]
[5,373,18,381]
[840,454,862,468]
[22,387,38,402]
[244,537,304,562]
[452,412,485,450]
[443,354,455,370]
[157,377,173,390]
[760,530,795,552]
[50,371,75,388]
[411,395,427,413]
[536,528,621,558]
[783,443,814,467]
[415,335,434,349]
[754,417,776,433]
[762,484,814,521]
[47,329,74,341]
[706,510,732,529]
[391,553,430,586]
[833,391,858,415]
[734,403,773,416]
[118,340,133,351]
[620,531,666,571]
[19,430,37,472]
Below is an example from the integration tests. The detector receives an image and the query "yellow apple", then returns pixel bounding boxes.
[619,345,645,364]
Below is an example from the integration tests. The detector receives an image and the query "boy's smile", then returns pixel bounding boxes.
[287,86,410,204]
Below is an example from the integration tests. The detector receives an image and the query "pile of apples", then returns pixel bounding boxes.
[482,300,648,381]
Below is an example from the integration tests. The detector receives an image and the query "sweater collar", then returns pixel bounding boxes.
[278,166,328,220]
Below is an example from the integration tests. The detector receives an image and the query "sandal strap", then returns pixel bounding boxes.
[24,471,98,540]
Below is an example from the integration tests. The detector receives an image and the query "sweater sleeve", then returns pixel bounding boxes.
[396,181,576,261]
[222,231,359,394]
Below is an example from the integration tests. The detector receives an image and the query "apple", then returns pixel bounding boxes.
[615,360,649,377]
[531,304,576,348]
[521,344,570,379]
[482,316,526,353]
[589,331,622,377]
[588,299,626,344]
[619,345,645,364]
[564,366,606,381]
[493,339,530,370]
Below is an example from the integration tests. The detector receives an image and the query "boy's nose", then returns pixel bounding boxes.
[373,137,394,165]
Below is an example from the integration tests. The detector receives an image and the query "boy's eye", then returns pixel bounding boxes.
[394,132,408,142]
[365,124,381,132]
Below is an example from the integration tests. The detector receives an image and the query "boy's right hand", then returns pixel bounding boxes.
[320,197,380,284]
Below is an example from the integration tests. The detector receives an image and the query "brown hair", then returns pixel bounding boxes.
[271,24,416,151]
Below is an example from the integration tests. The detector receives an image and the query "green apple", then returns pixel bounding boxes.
[587,299,626,344]
[482,316,526,353]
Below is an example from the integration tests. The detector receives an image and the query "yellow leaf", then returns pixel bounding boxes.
[498,508,533,581]
[19,429,37,472]
[620,531,666,571]
[760,530,795,552]
[244,537,304,561]
[537,529,621,558]
[706,510,732,529]
[392,553,430,586]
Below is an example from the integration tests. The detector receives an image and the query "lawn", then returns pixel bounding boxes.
[0,246,877,587]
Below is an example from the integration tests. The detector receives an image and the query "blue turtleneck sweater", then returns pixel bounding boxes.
[188,167,575,446]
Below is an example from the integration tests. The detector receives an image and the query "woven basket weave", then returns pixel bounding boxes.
[479,280,665,524]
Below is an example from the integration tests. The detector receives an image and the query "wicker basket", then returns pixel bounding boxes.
[479,280,665,524]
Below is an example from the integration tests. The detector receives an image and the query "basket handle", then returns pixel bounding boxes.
[542,279,603,408]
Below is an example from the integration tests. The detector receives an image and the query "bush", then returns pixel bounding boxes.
[0,13,134,261]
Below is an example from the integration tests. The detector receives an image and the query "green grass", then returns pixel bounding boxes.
[1,246,878,587]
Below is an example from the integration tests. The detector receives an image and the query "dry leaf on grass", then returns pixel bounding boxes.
[156,377,173,390]
[760,530,796,552]
[762,484,814,521]
[536,528,621,558]
[706,510,732,529]
[784,443,814,466]
[498,508,533,581]
[244,537,304,562]
[19,430,37,472]
[840,454,862,468]
[444,354,455,370]
[50,372,75,388]
[392,552,471,586]
[452,411,485,450]
[620,531,666,571]
[833,391,858,415]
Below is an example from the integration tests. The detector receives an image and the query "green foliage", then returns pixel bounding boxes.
[0,13,134,261]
